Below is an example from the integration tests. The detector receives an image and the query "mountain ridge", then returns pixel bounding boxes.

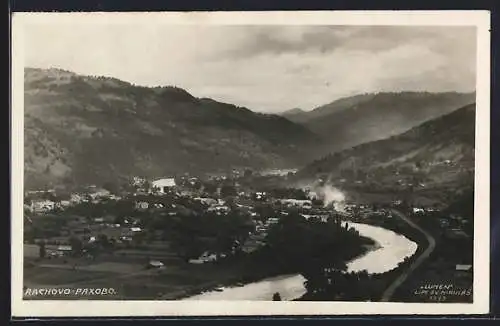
[289,91,475,154]
[295,102,476,202]
[24,68,323,190]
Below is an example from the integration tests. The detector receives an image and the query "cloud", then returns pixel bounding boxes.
[23,24,476,113]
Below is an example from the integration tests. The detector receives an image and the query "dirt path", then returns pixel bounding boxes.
[380,209,436,301]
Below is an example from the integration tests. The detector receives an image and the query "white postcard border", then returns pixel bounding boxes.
[11,10,491,317]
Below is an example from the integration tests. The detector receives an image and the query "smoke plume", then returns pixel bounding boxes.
[303,181,346,212]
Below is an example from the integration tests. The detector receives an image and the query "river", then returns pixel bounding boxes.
[182,221,418,301]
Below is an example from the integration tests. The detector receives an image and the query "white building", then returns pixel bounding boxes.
[152,178,176,194]
[194,197,218,206]
[147,260,165,269]
[70,193,85,204]
[280,199,312,209]
[30,199,56,213]
[456,264,472,272]
[132,176,147,186]
[412,207,425,214]
[135,201,149,210]
[188,252,218,264]
[207,205,230,214]
[58,200,71,208]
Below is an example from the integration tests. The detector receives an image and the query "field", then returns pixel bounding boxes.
[24,266,114,287]
[23,245,282,300]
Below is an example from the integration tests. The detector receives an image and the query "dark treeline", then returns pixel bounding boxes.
[247,212,374,275]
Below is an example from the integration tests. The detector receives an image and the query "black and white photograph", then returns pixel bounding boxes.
[11,11,490,317]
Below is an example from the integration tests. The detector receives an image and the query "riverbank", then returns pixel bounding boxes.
[181,220,417,301]
[297,210,426,301]
[163,267,304,300]
[178,236,375,301]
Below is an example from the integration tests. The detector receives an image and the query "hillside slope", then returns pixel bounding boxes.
[280,108,307,122]
[24,68,323,189]
[288,92,475,154]
[284,94,377,124]
[296,103,476,202]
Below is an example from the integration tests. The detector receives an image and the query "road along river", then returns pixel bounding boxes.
[183,221,418,301]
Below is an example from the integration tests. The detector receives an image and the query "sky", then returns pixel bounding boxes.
[23,24,477,113]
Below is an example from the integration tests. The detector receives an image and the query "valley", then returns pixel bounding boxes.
[22,67,476,303]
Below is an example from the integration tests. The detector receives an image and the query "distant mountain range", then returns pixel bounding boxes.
[281,92,475,154]
[295,103,476,202]
[23,68,477,193]
[281,108,306,119]
[24,68,322,189]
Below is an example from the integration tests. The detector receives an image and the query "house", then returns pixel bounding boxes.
[189,252,218,264]
[301,214,313,221]
[70,193,85,204]
[147,260,165,269]
[24,244,41,258]
[132,176,147,187]
[152,178,176,194]
[279,199,312,209]
[30,199,56,213]
[199,252,218,262]
[207,173,227,181]
[412,207,425,214]
[179,190,197,197]
[256,225,268,232]
[119,236,133,242]
[46,244,73,256]
[59,200,71,207]
[135,201,149,210]
[455,264,473,278]
[207,205,230,214]
[88,188,111,200]
[438,218,450,228]
[456,264,472,272]
[194,197,218,206]
[254,192,267,200]
[241,240,263,253]
[266,217,280,225]
[188,258,205,264]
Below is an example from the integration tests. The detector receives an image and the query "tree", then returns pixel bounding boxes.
[97,234,110,248]
[203,183,218,196]
[143,180,152,193]
[39,242,46,258]
[114,215,125,225]
[69,236,83,256]
[221,185,237,198]
[272,292,282,301]
[244,169,253,178]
